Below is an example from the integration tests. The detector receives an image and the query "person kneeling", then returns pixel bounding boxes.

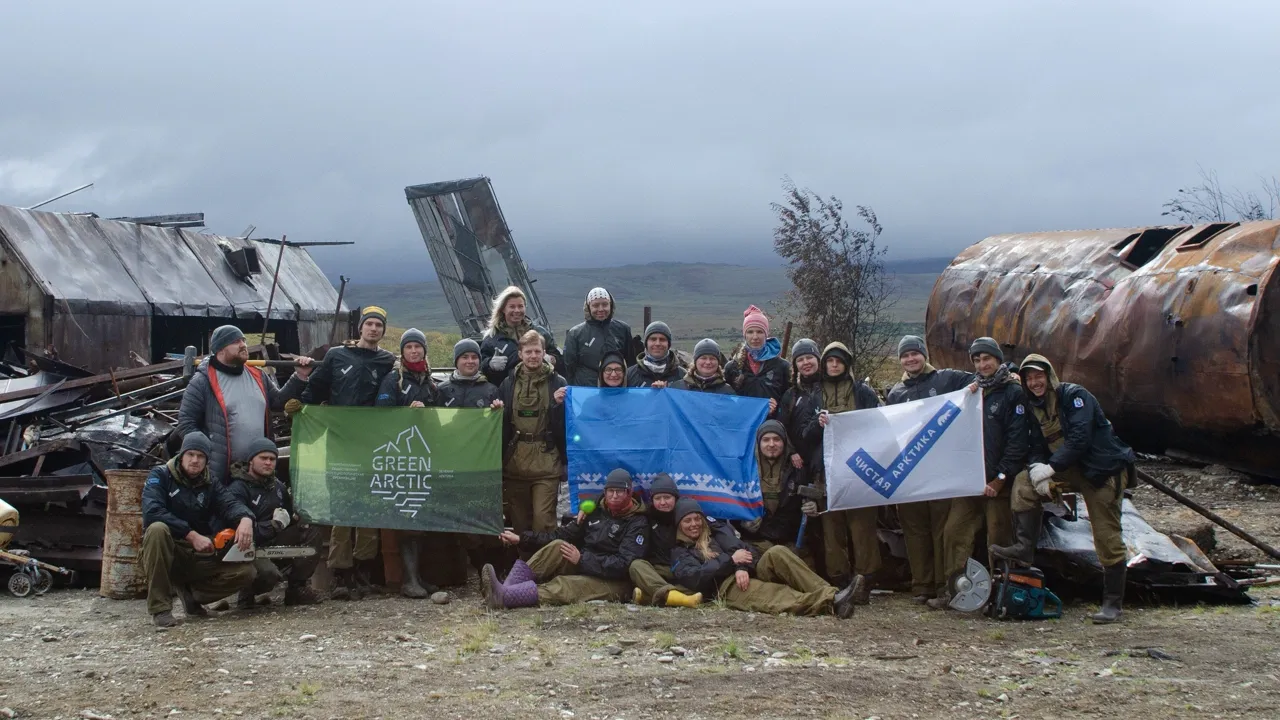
[141,432,258,627]
[483,469,649,609]
[672,499,861,619]
[225,438,323,607]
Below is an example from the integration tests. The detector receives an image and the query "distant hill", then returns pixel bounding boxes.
[345,260,945,346]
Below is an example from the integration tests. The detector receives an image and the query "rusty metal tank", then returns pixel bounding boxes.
[100,469,149,599]
[925,220,1280,476]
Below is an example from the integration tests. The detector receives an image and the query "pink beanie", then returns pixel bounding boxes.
[742,305,769,333]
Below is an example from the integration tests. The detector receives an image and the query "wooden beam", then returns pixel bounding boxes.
[0,360,183,405]
[0,438,81,471]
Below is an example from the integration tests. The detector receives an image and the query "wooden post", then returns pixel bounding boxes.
[781,321,794,358]
[261,234,288,338]
[643,305,652,328]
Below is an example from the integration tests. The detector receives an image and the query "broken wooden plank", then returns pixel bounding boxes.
[0,359,183,405]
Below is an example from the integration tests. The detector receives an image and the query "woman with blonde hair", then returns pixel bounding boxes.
[481,286,561,385]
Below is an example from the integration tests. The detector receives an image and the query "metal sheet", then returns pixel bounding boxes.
[0,206,149,314]
[176,230,291,320]
[93,220,232,317]
[0,372,88,419]
[926,221,1280,474]
[251,241,347,323]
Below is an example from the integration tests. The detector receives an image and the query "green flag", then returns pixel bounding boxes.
[291,405,503,535]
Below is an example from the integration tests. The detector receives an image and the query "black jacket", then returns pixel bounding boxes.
[436,373,501,409]
[375,365,439,408]
[982,380,1029,481]
[886,367,974,405]
[519,502,650,580]
[1029,382,1136,486]
[301,344,396,407]
[563,313,634,387]
[498,365,568,459]
[480,325,562,386]
[625,352,684,388]
[142,458,253,539]
[736,466,809,547]
[644,505,679,567]
[725,351,791,404]
[670,368,736,395]
[670,521,758,596]
[224,462,292,546]
[792,377,881,472]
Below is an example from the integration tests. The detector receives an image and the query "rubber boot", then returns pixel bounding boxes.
[330,569,356,601]
[852,573,872,606]
[354,558,380,596]
[1090,563,1126,624]
[990,510,1043,567]
[285,583,322,606]
[663,590,703,608]
[505,559,535,586]
[485,579,539,610]
[234,587,255,610]
[178,586,208,617]
[399,536,438,599]
[833,575,864,619]
[633,588,648,605]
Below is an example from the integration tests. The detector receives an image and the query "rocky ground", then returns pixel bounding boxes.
[4,461,1280,720]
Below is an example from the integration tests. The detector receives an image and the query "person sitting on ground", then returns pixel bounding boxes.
[481,285,561,385]
[724,305,790,413]
[482,469,649,609]
[375,328,438,409]
[671,338,735,394]
[597,351,628,389]
[140,432,258,627]
[627,473,703,607]
[499,330,568,535]
[991,353,1135,624]
[563,287,634,387]
[224,437,323,607]
[626,321,684,388]
[671,498,861,618]
[734,420,811,558]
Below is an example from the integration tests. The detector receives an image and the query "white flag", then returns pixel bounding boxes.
[823,388,986,510]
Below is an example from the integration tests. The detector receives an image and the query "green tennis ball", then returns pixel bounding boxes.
[579,500,597,515]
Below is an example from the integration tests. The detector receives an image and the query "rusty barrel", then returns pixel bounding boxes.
[101,469,149,599]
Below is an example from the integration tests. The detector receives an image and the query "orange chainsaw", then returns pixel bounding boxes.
[212,528,317,563]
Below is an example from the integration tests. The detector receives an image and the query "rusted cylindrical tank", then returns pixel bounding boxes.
[926,220,1280,476]
[101,469,149,599]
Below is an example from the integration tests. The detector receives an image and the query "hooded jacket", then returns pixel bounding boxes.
[437,372,501,408]
[142,456,253,540]
[224,461,292,546]
[597,351,629,388]
[735,420,809,545]
[643,476,681,565]
[480,287,562,385]
[670,501,759,596]
[671,366,736,395]
[563,295,634,387]
[625,350,685,387]
[177,357,306,487]
[794,343,882,469]
[375,361,439,407]
[1020,354,1136,485]
[301,343,396,408]
[499,361,568,465]
[725,344,791,403]
[980,373,1030,481]
[518,498,649,579]
[886,363,974,405]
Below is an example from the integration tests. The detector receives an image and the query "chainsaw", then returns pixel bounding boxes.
[942,557,1063,620]
[212,528,317,563]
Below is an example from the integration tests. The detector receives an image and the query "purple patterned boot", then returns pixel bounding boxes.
[505,560,535,586]
[486,579,539,610]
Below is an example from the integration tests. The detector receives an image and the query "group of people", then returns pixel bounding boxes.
[139,283,1136,628]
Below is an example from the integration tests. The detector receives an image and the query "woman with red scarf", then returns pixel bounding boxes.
[725,305,791,415]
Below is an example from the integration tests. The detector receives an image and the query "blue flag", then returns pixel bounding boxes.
[566,387,770,521]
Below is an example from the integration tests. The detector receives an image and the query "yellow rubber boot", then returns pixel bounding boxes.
[633,587,648,605]
[664,590,703,608]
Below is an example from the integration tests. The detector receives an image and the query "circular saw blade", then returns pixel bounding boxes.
[948,557,992,613]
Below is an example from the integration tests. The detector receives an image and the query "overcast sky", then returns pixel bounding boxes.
[2,1,1277,283]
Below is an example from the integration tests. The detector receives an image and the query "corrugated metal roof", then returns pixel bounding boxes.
[0,205,149,314]
[93,220,233,317]
[176,229,293,320]
[252,241,348,322]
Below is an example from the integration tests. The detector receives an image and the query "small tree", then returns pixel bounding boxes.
[772,177,897,381]
[1162,166,1280,223]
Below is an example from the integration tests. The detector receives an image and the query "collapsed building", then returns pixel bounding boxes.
[926,220,1280,477]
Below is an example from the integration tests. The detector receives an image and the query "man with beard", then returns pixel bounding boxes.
[991,354,1135,624]
[224,438,323,607]
[734,420,809,559]
[626,321,684,388]
[481,286,561,384]
[177,325,311,486]
[627,473,703,607]
[932,337,1026,609]
[563,287,634,387]
[295,306,396,600]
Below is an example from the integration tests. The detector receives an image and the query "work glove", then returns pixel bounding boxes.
[283,398,302,416]
[271,507,291,531]
[488,354,508,373]
[801,500,820,517]
[740,517,762,533]
[1029,463,1056,496]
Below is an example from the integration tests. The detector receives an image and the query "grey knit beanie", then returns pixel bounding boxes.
[400,327,427,353]
[179,431,214,459]
[453,338,481,365]
[643,321,673,345]
[210,325,245,355]
[649,473,679,500]
[604,468,633,490]
[790,338,820,361]
[692,338,721,362]
[897,335,928,359]
[968,337,1003,363]
[246,437,279,460]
